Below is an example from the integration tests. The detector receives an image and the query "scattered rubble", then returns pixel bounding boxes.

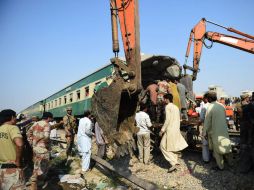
[44,135,254,190]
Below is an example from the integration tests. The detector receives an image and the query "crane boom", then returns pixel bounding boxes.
[205,32,254,54]
[184,18,254,81]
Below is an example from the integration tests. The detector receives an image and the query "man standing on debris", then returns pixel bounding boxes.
[27,112,53,190]
[168,80,181,110]
[157,80,171,122]
[63,107,77,159]
[77,110,94,174]
[176,79,188,120]
[135,103,152,164]
[204,91,232,170]
[146,83,158,121]
[159,94,188,172]
[0,109,25,190]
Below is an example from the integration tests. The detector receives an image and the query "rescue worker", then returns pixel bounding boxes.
[63,107,77,159]
[238,92,254,173]
[203,91,232,170]
[135,103,152,164]
[168,80,181,110]
[77,110,94,175]
[233,98,242,131]
[176,79,188,120]
[159,94,188,172]
[146,83,158,121]
[27,112,53,190]
[157,80,171,122]
[16,115,34,168]
[198,92,210,163]
[0,109,25,190]
[238,94,250,135]
[95,121,108,158]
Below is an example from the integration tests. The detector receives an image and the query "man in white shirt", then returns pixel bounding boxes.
[135,103,152,164]
[77,111,94,173]
[198,92,210,163]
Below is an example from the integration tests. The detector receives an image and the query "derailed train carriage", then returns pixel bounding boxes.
[20,63,115,119]
[21,54,185,120]
[20,54,193,133]
[21,54,236,153]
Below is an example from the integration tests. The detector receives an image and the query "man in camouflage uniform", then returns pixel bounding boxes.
[17,115,39,169]
[235,94,250,138]
[27,112,53,190]
[0,109,25,190]
[63,107,77,159]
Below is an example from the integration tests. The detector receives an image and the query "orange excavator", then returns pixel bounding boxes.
[184,18,254,81]
[92,0,141,156]
[92,0,182,156]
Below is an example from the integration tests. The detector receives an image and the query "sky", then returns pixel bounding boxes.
[0,0,254,112]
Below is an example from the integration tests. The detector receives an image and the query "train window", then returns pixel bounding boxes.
[69,93,73,103]
[76,90,80,100]
[64,96,67,104]
[48,103,50,109]
[59,98,61,106]
[55,100,57,107]
[95,81,101,86]
[85,86,89,97]
[51,101,53,108]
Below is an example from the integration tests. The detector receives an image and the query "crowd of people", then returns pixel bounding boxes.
[144,79,189,123]
[0,106,107,190]
[0,89,253,190]
[195,91,254,171]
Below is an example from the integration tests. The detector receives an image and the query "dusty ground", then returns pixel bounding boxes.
[36,130,254,190]
[102,149,254,190]
[43,144,254,190]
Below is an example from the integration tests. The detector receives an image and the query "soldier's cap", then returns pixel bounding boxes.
[66,107,72,111]
[240,94,249,100]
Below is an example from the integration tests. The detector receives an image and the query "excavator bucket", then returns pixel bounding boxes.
[92,70,139,157]
[91,55,185,157]
[92,0,141,156]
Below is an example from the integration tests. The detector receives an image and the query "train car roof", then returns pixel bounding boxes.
[20,100,44,113]
[44,54,154,100]
[44,63,114,101]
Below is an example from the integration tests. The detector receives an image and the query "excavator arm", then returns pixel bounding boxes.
[184,18,254,81]
[205,32,254,53]
[92,0,141,156]
[110,0,141,92]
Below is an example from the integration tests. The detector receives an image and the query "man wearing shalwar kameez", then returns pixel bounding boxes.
[77,111,94,174]
[204,91,232,170]
[159,94,188,172]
